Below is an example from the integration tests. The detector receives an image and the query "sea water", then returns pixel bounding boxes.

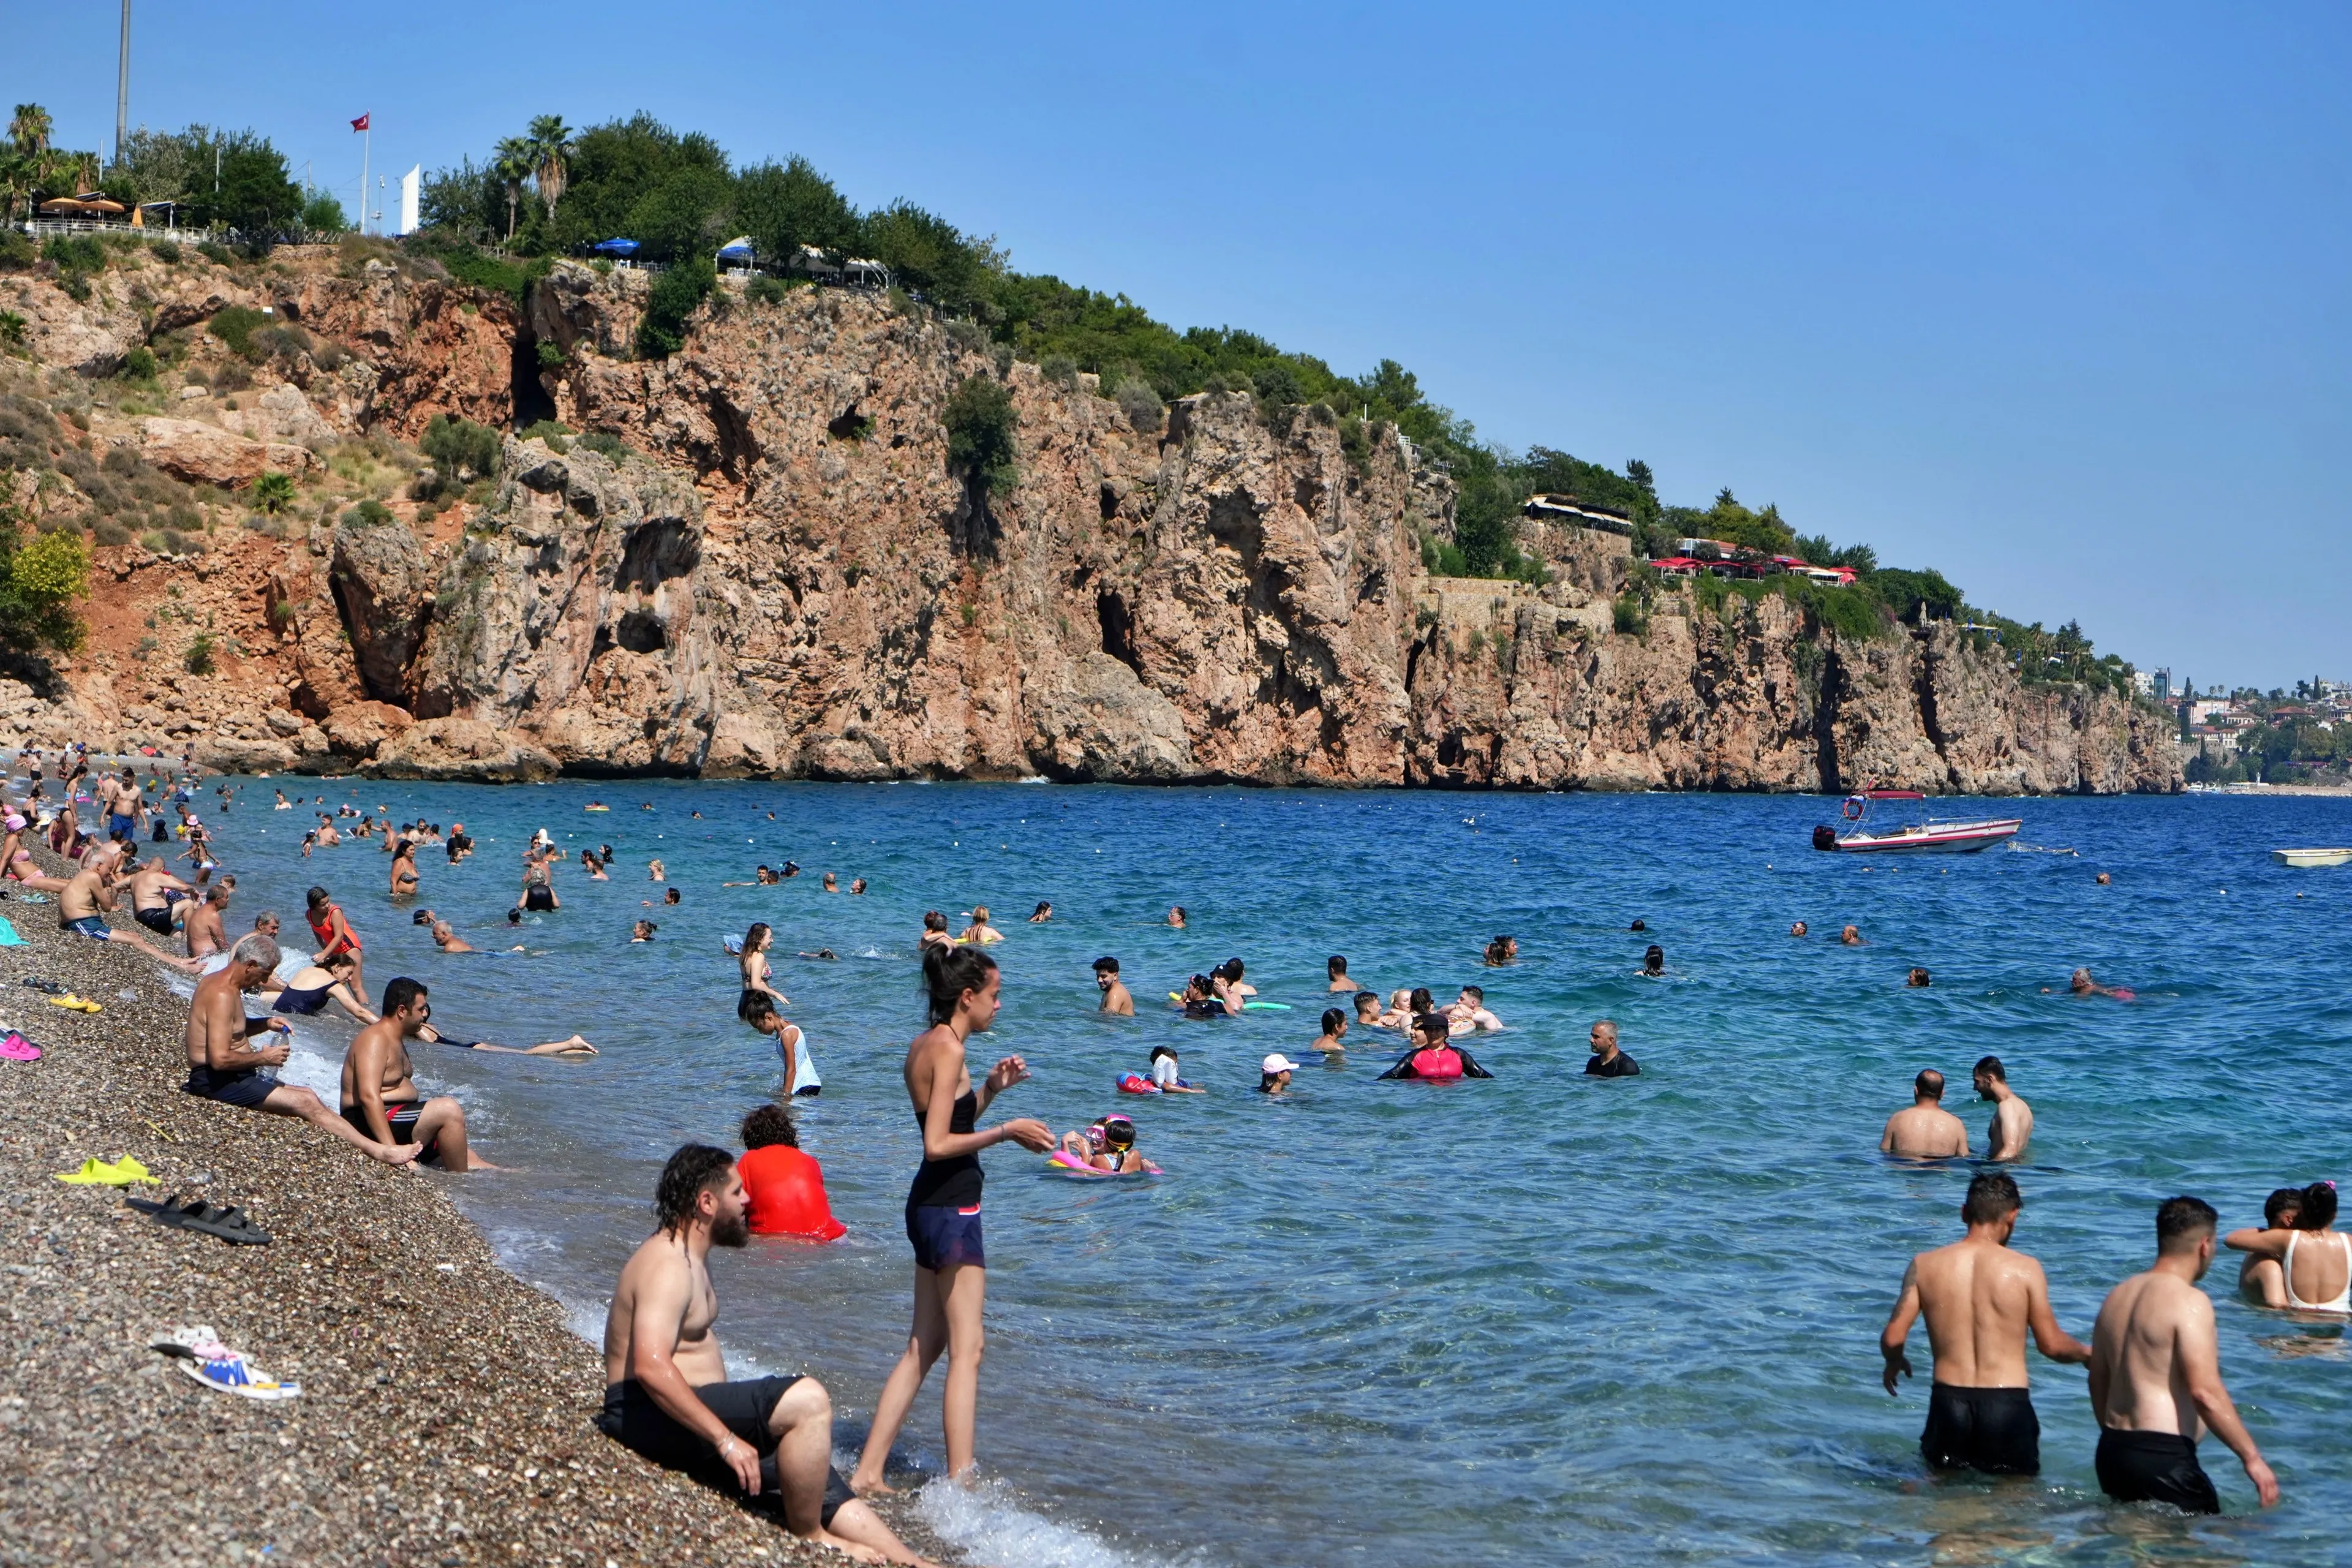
[205,781,2352,1567]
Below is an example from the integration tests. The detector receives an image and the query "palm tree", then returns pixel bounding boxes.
[527,115,573,214]
[492,136,533,244]
[9,104,52,156]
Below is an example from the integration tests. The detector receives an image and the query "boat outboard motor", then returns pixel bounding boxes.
[1812,824,1839,851]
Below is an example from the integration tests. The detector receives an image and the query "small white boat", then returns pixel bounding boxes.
[2272,848,2352,867]
[1813,790,2022,854]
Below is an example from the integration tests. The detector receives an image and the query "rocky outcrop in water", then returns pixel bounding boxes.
[6,249,2179,793]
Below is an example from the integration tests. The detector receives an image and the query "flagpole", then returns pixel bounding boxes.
[360,124,370,235]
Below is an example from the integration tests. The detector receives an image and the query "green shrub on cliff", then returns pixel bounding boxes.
[636,256,715,359]
[421,415,502,483]
[943,375,1018,497]
[0,518,88,654]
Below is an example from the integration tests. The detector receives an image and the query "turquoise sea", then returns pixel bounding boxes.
[203,780,2352,1567]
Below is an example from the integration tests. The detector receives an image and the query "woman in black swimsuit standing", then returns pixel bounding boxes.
[848,946,1052,1497]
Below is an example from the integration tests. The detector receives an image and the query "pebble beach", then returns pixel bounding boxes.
[0,844,948,1568]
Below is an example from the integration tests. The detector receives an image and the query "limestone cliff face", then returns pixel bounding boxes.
[13,250,2178,793]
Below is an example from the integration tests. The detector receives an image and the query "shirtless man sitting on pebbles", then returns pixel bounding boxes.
[1879,1172,2090,1476]
[60,848,195,970]
[1880,1070,1969,1159]
[338,978,494,1170]
[181,935,419,1167]
[596,1144,934,1565]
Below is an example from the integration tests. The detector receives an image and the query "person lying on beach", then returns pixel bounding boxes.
[2234,1188,2306,1308]
[957,906,1003,944]
[597,1145,931,1563]
[1354,990,1385,1028]
[340,979,498,1169]
[1442,986,1502,1033]
[1879,1172,2089,1477]
[266,951,378,1024]
[2224,1180,2349,1313]
[1093,956,1134,1016]
[740,990,821,1098]
[1881,1070,1969,1159]
[1148,1043,1202,1091]
[1973,1056,2034,1163]
[1311,1009,1348,1055]
[0,812,66,892]
[919,910,953,951]
[1327,954,1355,992]
[1585,1020,1639,1077]
[431,921,474,954]
[180,934,418,1167]
[1176,972,1241,1019]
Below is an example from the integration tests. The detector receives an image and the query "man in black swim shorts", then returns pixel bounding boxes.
[2087,1196,2279,1513]
[1880,1172,2090,1476]
[597,1145,933,1563]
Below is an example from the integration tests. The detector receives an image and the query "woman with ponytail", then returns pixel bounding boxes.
[850,945,1054,1495]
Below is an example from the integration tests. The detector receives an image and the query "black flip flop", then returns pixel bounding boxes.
[21,978,66,995]
[126,1195,273,1246]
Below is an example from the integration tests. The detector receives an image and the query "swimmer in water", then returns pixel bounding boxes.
[1907,968,1932,987]
[1442,986,1502,1033]
[1167,905,1186,929]
[2062,967,2128,999]
[919,910,953,952]
[1353,990,1384,1028]
[1093,956,1134,1016]
[1637,944,1666,977]
[2096,872,2112,886]
[796,949,839,962]
[1260,1054,1303,1095]
[1377,988,1415,1029]
[822,873,839,892]
[2233,1188,2306,1308]
[1974,1056,2034,1162]
[851,878,867,894]
[1878,1171,2090,1477]
[1327,955,1355,992]
[1585,1019,1638,1077]
[648,859,665,882]
[431,921,473,954]
[631,919,657,942]
[1629,918,1646,932]
[957,907,1003,944]
[1312,1008,1348,1054]
[1147,1044,1202,1093]
[1060,1115,1147,1172]
[2223,1180,2350,1314]
[1176,972,1241,1019]
[1841,925,1863,946]
[1028,901,1051,922]
[1790,921,1808,937]
[1483,935,1518,966]
[1880,1069,1969,1159]
[1215,957,1256,997]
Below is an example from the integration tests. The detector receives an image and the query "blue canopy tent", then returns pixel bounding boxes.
[592,238,641,257]
[715,236,756,268]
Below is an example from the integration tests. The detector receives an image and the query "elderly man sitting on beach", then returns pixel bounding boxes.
[181,934,420,1167]
[597,1144,935,1565]
[59,846,197,970]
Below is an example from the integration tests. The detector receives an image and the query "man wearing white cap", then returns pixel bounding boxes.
[1260,1054,1303,1095]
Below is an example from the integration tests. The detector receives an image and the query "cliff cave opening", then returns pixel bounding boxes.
[510,325,556,430]
[1096,589,1142,677]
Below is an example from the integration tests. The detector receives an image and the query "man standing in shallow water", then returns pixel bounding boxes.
[1973,1056,2034,1163]
[1880,1071,1968,1158]
[1880,1172,2090,1476]
[2088,1196,2278,1512]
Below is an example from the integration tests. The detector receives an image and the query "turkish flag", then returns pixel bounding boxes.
[350,113,370,132]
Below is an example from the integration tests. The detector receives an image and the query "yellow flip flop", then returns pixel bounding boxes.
[54,1155,159,1186]
[47,994,102,1014]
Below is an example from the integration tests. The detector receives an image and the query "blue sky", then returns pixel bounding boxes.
[10,2,2346,688]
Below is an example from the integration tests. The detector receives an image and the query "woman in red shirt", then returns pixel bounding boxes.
[304,885,364,1000]
[736,1104,846,1241]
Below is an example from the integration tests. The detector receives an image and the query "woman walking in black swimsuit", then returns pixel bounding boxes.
[849,947,1052,1495]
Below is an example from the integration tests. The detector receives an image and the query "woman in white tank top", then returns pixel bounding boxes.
[2226,1180,2351,1312]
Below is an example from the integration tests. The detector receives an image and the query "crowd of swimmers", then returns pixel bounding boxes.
[15,741,2329,1548]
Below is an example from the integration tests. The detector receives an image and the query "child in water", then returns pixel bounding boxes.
[1148,1044,1203,1093]
[1311,1009,1348,1054]
[1058,1114,1152,1172]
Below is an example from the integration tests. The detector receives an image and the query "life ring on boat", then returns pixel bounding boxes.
[1842,797,1866,822]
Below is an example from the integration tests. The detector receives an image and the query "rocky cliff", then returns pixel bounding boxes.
[4,246,2178,793]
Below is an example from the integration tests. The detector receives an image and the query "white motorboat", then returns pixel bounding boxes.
[2272,847,2352,867]
[1812,790,2022,854]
